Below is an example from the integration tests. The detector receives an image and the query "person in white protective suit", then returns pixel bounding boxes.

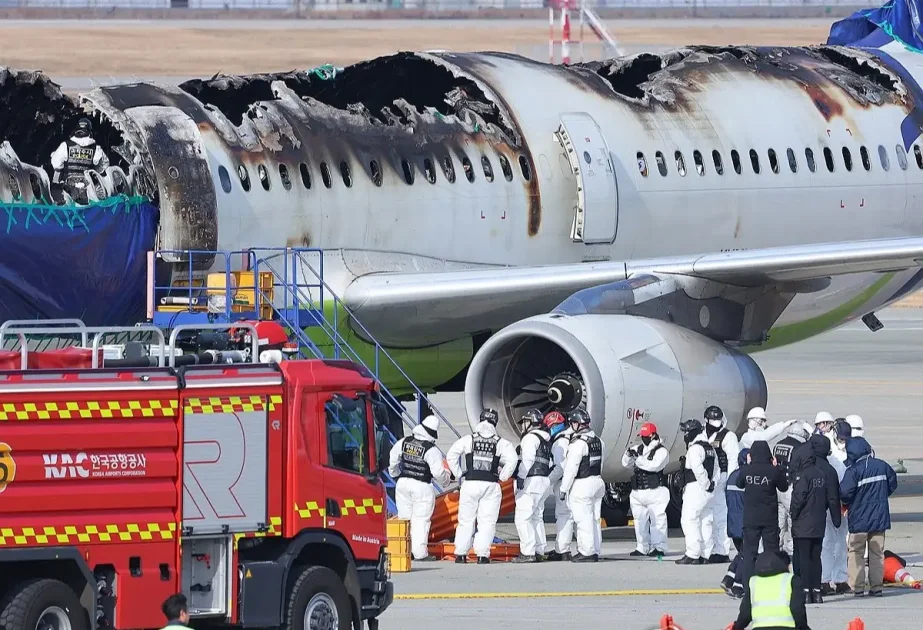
[387,415,451,561]
[739,407,800,450]
[512,408,554,563]
[703,405,740,564]
[543,411,575,561]
[772,421,812,556]
[559,408,606,562]
[845,414,865,438]
[813,411,835,440]
[447,408,518,564]
[675,419,718,565]
[820,419,851,595]
[621,421,670,557]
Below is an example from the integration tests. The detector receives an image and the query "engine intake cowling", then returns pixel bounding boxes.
[463,313,767,482]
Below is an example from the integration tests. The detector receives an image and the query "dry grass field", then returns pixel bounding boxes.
[0,20,833,77]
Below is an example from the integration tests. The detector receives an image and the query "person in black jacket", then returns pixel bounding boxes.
[789,445,841,604]
[731,550,811,630]
[735,440,789,593]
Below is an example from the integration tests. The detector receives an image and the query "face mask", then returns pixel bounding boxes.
[641,435,653,446]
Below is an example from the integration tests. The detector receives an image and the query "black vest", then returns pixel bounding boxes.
[465,434,501,482]
[631,444,665,490]
[708,427,730,473]
[575,434,602,479]
[773,436,802,481]
[683,441,717,486]
[525,430,552,478]
[399,437,435,483]
[63,140,97,182]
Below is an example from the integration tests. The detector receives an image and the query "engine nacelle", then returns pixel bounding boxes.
[463,314,767,482]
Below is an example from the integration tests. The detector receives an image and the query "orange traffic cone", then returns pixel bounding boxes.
[659,614,685,630]
[847,618,865,630]
[884,550,922,589]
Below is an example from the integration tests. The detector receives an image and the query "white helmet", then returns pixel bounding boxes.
[747,406,767,430]
[814,411,834,425]
[788,421,811,442]
[845,414,864,437]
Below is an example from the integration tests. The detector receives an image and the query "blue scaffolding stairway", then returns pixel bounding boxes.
[149,248,465,518]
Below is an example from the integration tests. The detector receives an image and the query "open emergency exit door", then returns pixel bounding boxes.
[555,113,618,244]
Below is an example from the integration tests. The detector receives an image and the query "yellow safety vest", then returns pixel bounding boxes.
[749,572,796,629]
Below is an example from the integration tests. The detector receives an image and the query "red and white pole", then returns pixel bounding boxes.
[561,3,571,65]
[549,6,555,63]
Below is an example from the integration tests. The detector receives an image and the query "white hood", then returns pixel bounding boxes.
[70,135,97,147]
[411,424,434,442]
[474,421,498,437]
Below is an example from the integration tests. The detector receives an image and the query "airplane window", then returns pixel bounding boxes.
[340,161,353,188]
[731,150,742,174]
[637,152,648,177]
[482,156,495,182]
[258,164,271,191]
[859,146,871,171]
[893,145,905,171]
[655,151,668,176]
[712,150,724,175]
[915,145,923,169]
[278,164,292,190]
[462,156,475,182]
[401,159,415,185]
[842,147,853,172]
[805,148,816,173]
[519,155,532,181]
[299,162,312,189]
[768,149,779,174]
[749,149,760,174]
[423,158,437,184]
[442,156,456,183]
[823,147,835,172]
[499,154,514,181]
[693,150,705,176]
[237,165,251,192]
[218,165,232,193]
[320,162,333,188]
[369,160,382,186]
[675,151,686,177]
[786,148,797,173]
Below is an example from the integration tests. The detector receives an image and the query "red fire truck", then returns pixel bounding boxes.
[0,322,393,630]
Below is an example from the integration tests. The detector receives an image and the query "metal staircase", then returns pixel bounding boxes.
[149,248,465,515]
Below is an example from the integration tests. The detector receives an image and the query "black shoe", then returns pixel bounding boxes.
[821,584,836,597]
[534,553,546,562]
[730,585,744,599]
[835,582,852,595]
[813,589,824,604]
[854,590,866,598]
[454,555,467,564]
[571,553,598,563]
[648,549,665,558]
[721,576,734,591]
[869,589,883,597]
[629,550,646,557]
[544,550,569,562]
[675,555,699,565]
[415,555,439,562]
[709,554,731,564]
[510,554,536,563]
[477,556,490,565]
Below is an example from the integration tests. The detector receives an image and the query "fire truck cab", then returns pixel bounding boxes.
[0,322,393,630]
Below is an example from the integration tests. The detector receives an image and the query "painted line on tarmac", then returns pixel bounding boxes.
[395,588,725,600]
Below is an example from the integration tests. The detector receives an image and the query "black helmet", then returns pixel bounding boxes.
[704,405,724,422]
[680,419,703,434]
[522,409,544,428]
[568,408,591,426]
[479,408,499,426]
[75,117,92,138]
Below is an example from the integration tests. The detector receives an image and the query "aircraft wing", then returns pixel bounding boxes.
[342,236,923,347]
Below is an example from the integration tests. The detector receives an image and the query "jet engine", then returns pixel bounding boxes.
[463,313,767,482]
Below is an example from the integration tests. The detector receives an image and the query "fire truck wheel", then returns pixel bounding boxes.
[0,579,87,630]
[285,566,351,630]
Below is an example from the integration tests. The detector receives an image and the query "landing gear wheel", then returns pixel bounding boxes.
[0,579,87,630]
[285,566,352,630]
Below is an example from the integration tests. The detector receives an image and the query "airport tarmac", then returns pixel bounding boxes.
[389,307,923,629]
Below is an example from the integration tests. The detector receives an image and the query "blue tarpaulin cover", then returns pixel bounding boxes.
[0,195,159,326]
[828,0,923,50]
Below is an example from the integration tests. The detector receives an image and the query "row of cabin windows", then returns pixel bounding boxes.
[218,151,533,194]
[636,143,923,178]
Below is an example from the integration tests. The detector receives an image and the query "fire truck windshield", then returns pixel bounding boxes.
[324,394,371,476]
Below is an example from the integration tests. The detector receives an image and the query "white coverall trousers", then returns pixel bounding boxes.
[629,486,670,554]
[822,512,849,584]
[709,472,730,557]
[553,480,576,553]
[514,476,552,556]
[567,476,605,557]
[395,477,437,559]
[453,480,502,558]
[778,487,793,556]
[680,483,715,560]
